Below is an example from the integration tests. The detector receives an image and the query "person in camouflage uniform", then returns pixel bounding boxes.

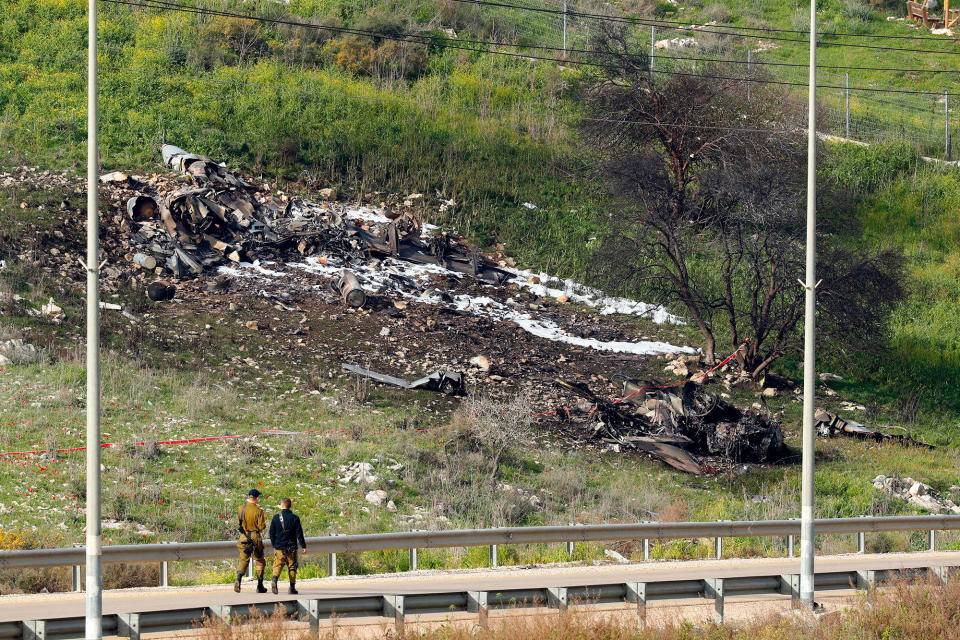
[234,489,268,593]
[268,497,307,594]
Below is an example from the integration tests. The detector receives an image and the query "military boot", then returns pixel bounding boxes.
[288,580,298,595]
[271,578,279,595]
[234,572,243,593]
[256,576,268,594]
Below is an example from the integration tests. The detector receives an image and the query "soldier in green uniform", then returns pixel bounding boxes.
[234,488,268,593]
[268,497,307,594]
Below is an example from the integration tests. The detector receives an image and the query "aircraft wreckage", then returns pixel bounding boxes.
[113,144,511,283]
[555,377,786,474]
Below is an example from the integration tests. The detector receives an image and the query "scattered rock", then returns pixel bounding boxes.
[245,321,259,331]
[761,387,777,398]
[41,297,64,323]
[386,500,397,512]
[654,37,699,50]
[872,475,960,514]
[364,489,388,506]
[0,339,40,364]
[469,355,491,372]
[819,372,843,381]
[339,461,377,484]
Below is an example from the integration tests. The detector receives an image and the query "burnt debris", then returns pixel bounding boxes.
[555,377,785,474]
[815,408,933,449]
[342,363,466,396]
[111,144,511,287]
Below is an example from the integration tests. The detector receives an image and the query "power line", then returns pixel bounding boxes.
[653,53,960,75]
[444,0,960,42]
[101,0,957,96]
[105,0,960,61]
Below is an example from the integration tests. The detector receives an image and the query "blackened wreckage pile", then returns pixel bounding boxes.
[555,376,785,474]
[114,144,510,283]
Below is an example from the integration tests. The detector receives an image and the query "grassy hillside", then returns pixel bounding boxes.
[3,0,960,593]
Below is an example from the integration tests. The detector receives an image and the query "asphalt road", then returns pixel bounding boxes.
[1,551,957,622]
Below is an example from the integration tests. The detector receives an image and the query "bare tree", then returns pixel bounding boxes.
[579,25,903,378]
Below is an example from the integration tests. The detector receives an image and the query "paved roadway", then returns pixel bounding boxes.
[1,551,957,622]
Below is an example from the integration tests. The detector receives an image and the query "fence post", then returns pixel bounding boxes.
[467,591,489,629]
[845,73,850,139]
[489,544,498,568]
[643,538,650,561]
[547,586,568,612]
[747,49,752,102]
[945,89,951,161]
[649,26,655,82]
[72,543,82,592]
[787,534,795,558]
[625,582,647,627]
[562,1,567,57]
[857,516,866,554]
[929,529,936,552]
[383,594,405,635]
[715,535,722,559]
[409,546,418,572]
[707,577,725,624]
[117,613,141,640]
[298,599,320,635]
[160,541,170,587]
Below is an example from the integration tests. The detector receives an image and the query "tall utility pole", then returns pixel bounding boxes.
[86,0,103,636]
[799,0,818,610]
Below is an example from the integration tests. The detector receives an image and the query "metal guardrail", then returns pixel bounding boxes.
[1,515,958,571]
[10,564,959,639]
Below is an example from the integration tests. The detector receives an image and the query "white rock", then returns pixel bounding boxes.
[0,354,11,366]
[365,490,388,506]
[41,297,64,322]
[0,339,40,364]
[386,500,397,512]
[469,355,491,372]
[762,388,777,398]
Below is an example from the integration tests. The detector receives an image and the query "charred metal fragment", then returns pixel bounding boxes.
[814,408,934,449]
[331,270,367,308]
[552,377,785,474]
[342,363,466,396]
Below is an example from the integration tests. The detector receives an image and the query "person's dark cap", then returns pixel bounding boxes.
[248,489,261,498]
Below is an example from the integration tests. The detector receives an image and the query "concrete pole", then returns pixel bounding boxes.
[945,89,950,161]
[845,73,850,139]
[649,26,655,82]
[85,0,103,635]
[562,1,567,57]
[799,0,818,611]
